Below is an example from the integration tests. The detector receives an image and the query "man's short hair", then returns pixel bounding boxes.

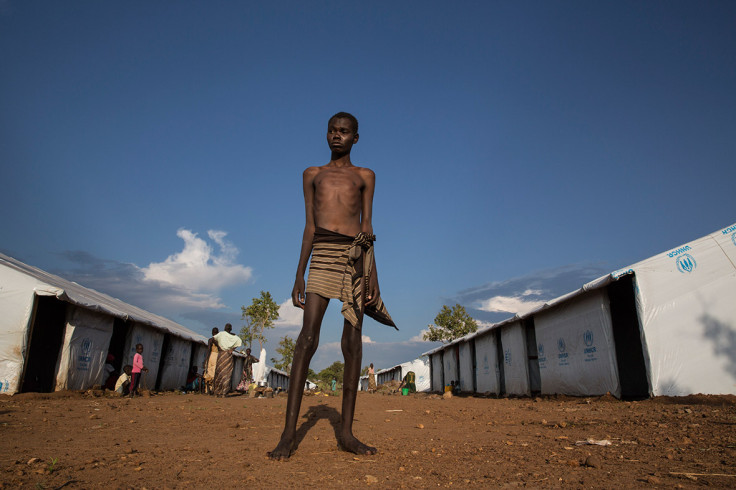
[225,323,232,332]
[329,112,358,133]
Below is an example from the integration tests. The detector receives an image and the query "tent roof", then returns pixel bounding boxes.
[0,253,207,344]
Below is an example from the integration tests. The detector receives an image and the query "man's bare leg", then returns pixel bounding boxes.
[338,317,377,455]
[268,293,328,460]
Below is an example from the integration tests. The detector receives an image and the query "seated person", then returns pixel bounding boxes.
[398,371,416,393]
[115,365,133,395]
[185,366,201,392]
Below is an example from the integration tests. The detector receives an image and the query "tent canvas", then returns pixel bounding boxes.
[442,346,459,387]
[430,353,443,392]
[500,322,530,396]
[534,290,620,397]
[629,225,736,396]
[192,343,208,373]
[473,330,500,394]
[458,341,474,392]
[55,306,113,390]
[158,336,192,391]
[400,357,430,392]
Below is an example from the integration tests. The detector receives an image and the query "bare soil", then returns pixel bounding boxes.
[1,390,735,488]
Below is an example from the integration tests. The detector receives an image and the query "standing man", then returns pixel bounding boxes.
[213,323,242,397]
[269,112,396,461]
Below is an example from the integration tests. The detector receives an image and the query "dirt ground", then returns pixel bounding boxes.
[1,389,734,489]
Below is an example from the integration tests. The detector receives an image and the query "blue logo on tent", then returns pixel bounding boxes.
[676,253,697,273]
[584,330,594,347]
[504,349,512,365]
[557,338,566,353]
[81,338,91,355]
[538,344,544,356]
[732,232,736,247]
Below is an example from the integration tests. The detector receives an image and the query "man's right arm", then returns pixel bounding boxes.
[292,167,318,308]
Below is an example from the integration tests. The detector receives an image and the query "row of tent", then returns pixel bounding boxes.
[419,223,736,398]
[0,253,289,395]
[3,221,733,398]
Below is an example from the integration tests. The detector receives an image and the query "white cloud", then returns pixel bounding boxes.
[477,288,547,315]
[362,335,374,344]
[409,329,430,342]
[274,299,304,329]
[142,228,252,291]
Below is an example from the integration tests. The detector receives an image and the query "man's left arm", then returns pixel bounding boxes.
[361,169,380,307]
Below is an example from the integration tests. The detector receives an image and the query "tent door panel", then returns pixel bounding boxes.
[21,296,67,393]
[609,276,649,399]
[525,318,541,395]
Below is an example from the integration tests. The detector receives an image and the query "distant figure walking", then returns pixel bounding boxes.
[213,323,242,396]
[368,363,376,393]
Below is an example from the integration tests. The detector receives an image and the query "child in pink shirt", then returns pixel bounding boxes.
[129,343,148,397]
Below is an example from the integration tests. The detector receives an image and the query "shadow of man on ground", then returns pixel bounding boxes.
[292,403,341,452]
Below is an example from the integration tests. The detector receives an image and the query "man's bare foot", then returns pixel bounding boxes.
[267,437,295,461]
[338,434,377,455]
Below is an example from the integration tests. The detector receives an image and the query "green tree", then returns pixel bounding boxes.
[318,361,344,385]
[422,304,478,343]
[240,291,280,350]
[270,335,295,372]
[306,368,317,382]
[360,365,370,376]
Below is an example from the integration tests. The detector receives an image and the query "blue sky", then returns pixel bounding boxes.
[1,1,734,371]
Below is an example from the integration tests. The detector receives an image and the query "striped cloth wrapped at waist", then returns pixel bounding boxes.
[306,227,397,330]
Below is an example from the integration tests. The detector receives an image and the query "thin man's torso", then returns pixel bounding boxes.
[311,166,366,236]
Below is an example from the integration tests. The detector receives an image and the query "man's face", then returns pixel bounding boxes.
[327,117,358,154]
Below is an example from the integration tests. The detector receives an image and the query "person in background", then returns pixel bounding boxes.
[115,365,133,395]
[129,344,148,397]
[368,363,376,393]
[236,348,260,392]
[185,366,200,393]
[212,323,242,397]
[398,370,416,394]
[202,327,219,395]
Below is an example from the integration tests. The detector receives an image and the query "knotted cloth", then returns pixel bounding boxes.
[306,227,397,329]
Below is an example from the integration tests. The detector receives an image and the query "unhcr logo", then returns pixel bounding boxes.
[584,330,594,347]
[732,232,736,247]
[81,338,91,355]
[538,344,544,356]
[676,253,697,273]
[557,338,566,353]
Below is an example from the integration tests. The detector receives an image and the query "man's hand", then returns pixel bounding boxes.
[292,276,306,309]
[366,273,380,307]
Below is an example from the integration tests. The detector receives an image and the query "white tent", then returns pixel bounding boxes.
[400,357,431,392]
[421,223,736,397]
[374,358,430,392]
[0,253,207,394]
